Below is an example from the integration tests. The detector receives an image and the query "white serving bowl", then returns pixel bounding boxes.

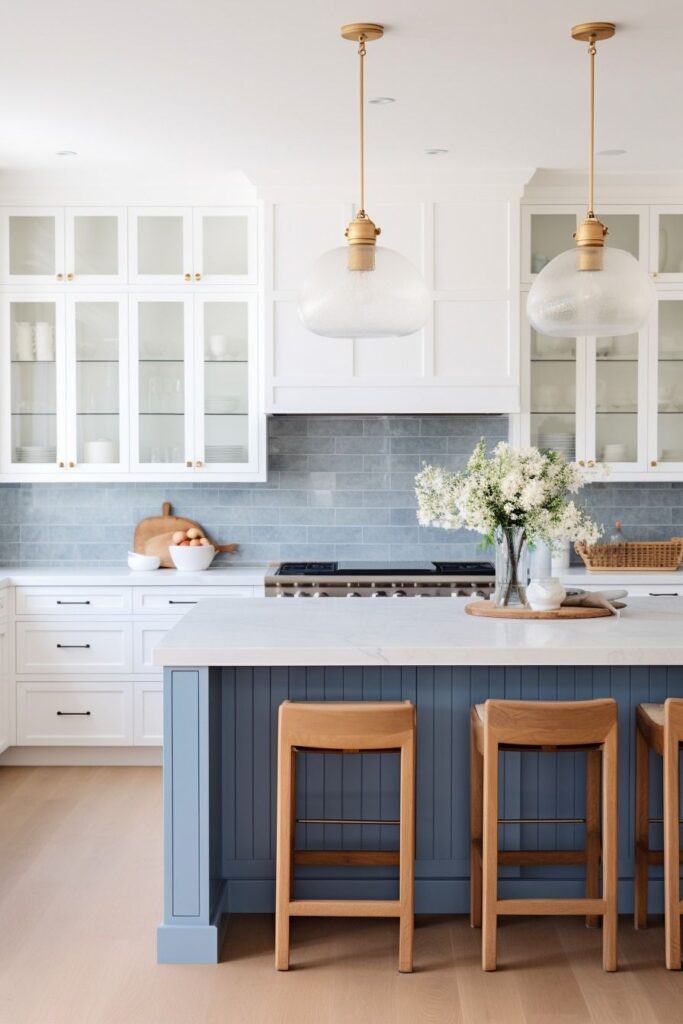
[169,544,216,571]
[127,551,161,572]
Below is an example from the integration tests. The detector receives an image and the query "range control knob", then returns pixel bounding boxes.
[392,590,407,597]
[276,592,294,598]
[312,591,328,597]
[371,591,387,598]
[294,590,311,597]
[346,591,361,598]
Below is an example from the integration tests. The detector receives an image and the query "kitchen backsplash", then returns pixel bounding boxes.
[0,414,682,567]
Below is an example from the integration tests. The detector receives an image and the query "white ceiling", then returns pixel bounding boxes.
[2,0,682,193]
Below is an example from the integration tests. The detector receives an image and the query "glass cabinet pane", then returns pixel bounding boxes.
[530,328,576,460]
[595,334,639,463]
[137,302,186,464]
[604,214,639,259]
[75,302,120,464]
[657,301,683,462]
[137,217,184,276]
[658,215,683,274]
[10,301,58,465]
[73,216,119,276]
[199,215,249,277]
[529,214,576,275]
[201,301,249,464]
[9,216,56,276]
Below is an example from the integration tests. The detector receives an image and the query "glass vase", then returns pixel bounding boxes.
[492,526,529,608]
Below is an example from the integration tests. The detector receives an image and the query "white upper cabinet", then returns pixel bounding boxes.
[129,207,257,285]
[1,207,126,285]
[266,192,521,414]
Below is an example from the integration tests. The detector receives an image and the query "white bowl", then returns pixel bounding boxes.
[169,544,216,571]
[127,551,161,572]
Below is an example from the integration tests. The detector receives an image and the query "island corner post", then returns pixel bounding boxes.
[156,659,683,965]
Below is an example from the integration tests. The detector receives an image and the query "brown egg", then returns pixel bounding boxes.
[189,538,202,547]
[172,530,186,545]
[186,527,202,540]
[179,539,191,546]
[199,537,211,546]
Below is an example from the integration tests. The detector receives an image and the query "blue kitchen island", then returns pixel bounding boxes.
[153,596,683,963]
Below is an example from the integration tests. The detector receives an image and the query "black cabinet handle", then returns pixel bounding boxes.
[648,592,679,597]
[56,643,91,649]
[56,600,91,605]
[57,710,91,716]
[168,600,198,605]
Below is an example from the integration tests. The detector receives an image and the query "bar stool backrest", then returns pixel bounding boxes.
[484,698,617,747]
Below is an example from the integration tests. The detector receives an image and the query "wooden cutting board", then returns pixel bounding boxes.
[133,502,237,568]
[465,600,612,620]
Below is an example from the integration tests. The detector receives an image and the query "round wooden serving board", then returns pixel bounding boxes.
[465,600,612,620]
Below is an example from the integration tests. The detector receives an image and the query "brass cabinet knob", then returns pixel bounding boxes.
[184,272,192,281]
[194,272,202,281]
[587,459,595,467]
[195,460,203,468]
[58,461,65,469]
[56,273,64,281]
[651,459,658,467]
[578,459,585,467]
[68,461,76,469]
[651,271,658,278]
[66,272,74,281]
[185,460,192,468]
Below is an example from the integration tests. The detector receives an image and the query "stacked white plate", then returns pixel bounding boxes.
[16,445,56,463]
[537,433,576,461]
[205,445,247,463]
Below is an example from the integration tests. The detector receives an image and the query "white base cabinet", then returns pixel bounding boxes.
[17,681,133,745]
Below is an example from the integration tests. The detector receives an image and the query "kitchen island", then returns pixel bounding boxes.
[154,597,683,963]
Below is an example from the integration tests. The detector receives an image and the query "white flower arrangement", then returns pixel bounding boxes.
[415,440,602,549]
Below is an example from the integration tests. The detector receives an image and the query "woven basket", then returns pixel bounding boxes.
[575,538,683,572]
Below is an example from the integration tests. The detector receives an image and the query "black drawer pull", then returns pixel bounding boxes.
[56,600,91,605]
[168,600,198,605]
[648,592,679,597]
[56,643,91,649]
[57,710,91,716]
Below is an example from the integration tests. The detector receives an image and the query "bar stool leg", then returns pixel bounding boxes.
[585,749,601,929]
[398,729,416,973]
[482,731,499,971]
[601,724,619,972]
[275,740,295,971]
[470,711,483,929]
[663,720,681,970]
[634,721,650,930]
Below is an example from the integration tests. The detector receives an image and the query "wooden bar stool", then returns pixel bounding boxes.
[470,698,619,972]
[275,700,416,972]
[634,699,683,969]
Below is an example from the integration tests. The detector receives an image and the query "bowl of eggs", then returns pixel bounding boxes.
[168,527,216,571]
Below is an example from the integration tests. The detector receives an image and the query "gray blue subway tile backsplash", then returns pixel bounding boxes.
[0,414,681,567]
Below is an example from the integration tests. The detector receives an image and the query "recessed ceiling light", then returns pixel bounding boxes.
[56,150,78,157]
[597,148,627,156]
[425,148,448,156]
[368,96,395,104]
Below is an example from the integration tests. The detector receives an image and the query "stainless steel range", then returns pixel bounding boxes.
[265,561,495,598]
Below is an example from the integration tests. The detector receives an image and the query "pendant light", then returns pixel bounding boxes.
[298,23,430,339]
[527,23,654,338]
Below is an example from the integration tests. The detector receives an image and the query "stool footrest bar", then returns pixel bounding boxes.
[294,849,400,867]
[288,899,402,918]
[296,818,400,826]
[496,898,606,917]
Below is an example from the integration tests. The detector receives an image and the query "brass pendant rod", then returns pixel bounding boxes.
[358,34,366,216]
[587,34,597,218]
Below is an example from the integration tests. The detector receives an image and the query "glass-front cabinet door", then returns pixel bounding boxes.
[128,209,192,284]
[586,332,646,470]
[192,208,257,284]
[65,297,128,473]
[65,209,126,284]
[651,207,683,282]
[650,296,683,472]
[529,325,582,464]
[193,295,257,473]
[1,296,66,473]
[0,209,64,284]
[130,296,193,472]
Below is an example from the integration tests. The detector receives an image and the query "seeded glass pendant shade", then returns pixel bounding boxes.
[298,23,429,339]
[527,22,654,339]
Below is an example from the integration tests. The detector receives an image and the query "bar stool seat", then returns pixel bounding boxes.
[470,698,619,972]
[275,700,416,972]
[634,698,683,969]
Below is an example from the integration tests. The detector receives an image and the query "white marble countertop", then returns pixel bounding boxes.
[0,566,267,587]
[153,596,683,668]
[560,566,683,586]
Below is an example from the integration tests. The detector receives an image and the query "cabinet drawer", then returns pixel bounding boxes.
[17,681,133,745]
[133,586,254,614]
[134,681,163,745]
[133,620,177,673]
[626,585,682,598]
[16,587,131,616]
[16,622,132,674]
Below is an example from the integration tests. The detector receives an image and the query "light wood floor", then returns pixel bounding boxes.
[1,767,683,1024]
